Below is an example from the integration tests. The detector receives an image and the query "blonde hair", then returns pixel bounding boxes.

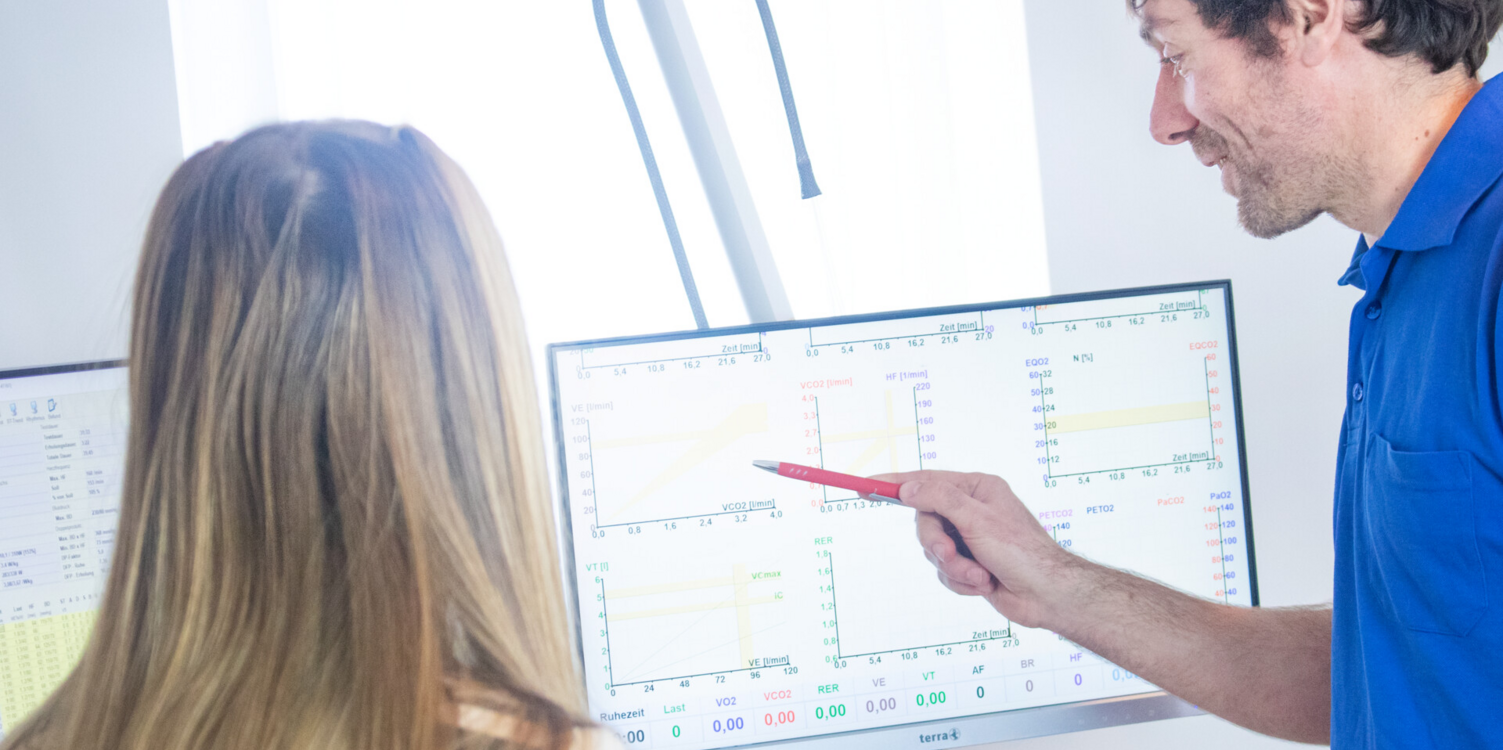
[1,122,587,750]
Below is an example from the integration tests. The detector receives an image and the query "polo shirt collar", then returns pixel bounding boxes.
[1339,237,1374,289]
[1373,73,1503,252]
[1339,73,1503,288]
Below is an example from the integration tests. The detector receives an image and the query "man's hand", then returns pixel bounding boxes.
[872,469,1331,744]
[872,470,1079,629]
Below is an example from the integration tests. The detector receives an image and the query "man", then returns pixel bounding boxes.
[889,0,1503,746]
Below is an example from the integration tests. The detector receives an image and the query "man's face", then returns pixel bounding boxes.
[1140,0,1348,238]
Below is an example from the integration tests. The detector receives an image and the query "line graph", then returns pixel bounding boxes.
[583,403,777,529]
[598,563,793,687]
[1037,352,1222,480]
[1030,289,1208,328]
[805,312,990,349]
[819,542,1014,661]
[574,333,766,371]
[809,384,930,503]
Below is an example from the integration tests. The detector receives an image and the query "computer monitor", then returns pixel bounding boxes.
[547,281,1256,749]
[0,361,128,738]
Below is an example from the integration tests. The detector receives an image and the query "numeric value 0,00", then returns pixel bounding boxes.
[763,710,796,727]
[711,717,746,734]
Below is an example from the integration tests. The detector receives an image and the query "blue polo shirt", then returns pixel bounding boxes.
[1332,73,1503,748]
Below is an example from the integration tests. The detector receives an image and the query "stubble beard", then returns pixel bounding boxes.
[1192,125,1326,240]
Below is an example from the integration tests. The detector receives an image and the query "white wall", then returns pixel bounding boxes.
[987,7,1503,750]
[0,0,183,372]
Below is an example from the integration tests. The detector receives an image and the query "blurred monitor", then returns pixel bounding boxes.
[0,361,127,738]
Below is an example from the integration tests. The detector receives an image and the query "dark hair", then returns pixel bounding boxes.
[1131,0,1502,76]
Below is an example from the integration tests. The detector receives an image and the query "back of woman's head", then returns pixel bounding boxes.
[1,121,585,750]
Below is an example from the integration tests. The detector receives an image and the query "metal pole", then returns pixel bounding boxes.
[637,0,794,324]
[594,0,710,329]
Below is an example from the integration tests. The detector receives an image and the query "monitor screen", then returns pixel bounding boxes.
[0,362,128,738]
[548,282,1256,749]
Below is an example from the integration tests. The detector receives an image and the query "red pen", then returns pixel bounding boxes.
[752,460,903,503]
[753,460,975,560]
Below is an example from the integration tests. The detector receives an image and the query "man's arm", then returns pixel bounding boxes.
[881,470,1330,744]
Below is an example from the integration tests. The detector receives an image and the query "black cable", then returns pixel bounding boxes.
[593,0,710,330]
[754,0,821,199]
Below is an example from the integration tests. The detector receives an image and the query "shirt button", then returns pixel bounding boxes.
[1352,382,1365,402]
[1365,302,1382,320]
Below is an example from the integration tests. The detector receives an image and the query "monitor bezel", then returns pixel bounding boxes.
[546,280,1257,749]
[0,360,127,382]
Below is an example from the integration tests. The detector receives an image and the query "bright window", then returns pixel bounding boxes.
[168,0,1048,352]
[683,0,1050,317]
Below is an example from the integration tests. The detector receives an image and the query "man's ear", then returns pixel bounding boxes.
[1286,0,1349,67]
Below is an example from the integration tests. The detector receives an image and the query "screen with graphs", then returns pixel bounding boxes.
[549,283,1255,749]
[0,363,127,739]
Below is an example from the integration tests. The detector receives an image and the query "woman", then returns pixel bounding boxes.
[1,122,606,750]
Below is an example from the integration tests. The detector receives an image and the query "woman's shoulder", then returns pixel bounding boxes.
[448,679,622,750]
[456,704,622,750]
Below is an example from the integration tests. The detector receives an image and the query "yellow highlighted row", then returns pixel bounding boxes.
[1048,401,1209,434]
[0,611,96,731]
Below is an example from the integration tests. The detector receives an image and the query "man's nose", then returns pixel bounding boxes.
[1150,65,1198,145]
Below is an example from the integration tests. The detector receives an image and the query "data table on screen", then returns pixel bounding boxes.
[550,284,1255,750]
[0,366,127,739]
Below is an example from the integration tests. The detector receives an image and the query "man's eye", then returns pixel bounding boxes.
[1160,54,1187,78]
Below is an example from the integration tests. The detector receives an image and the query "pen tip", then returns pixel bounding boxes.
[752,460,779,472]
